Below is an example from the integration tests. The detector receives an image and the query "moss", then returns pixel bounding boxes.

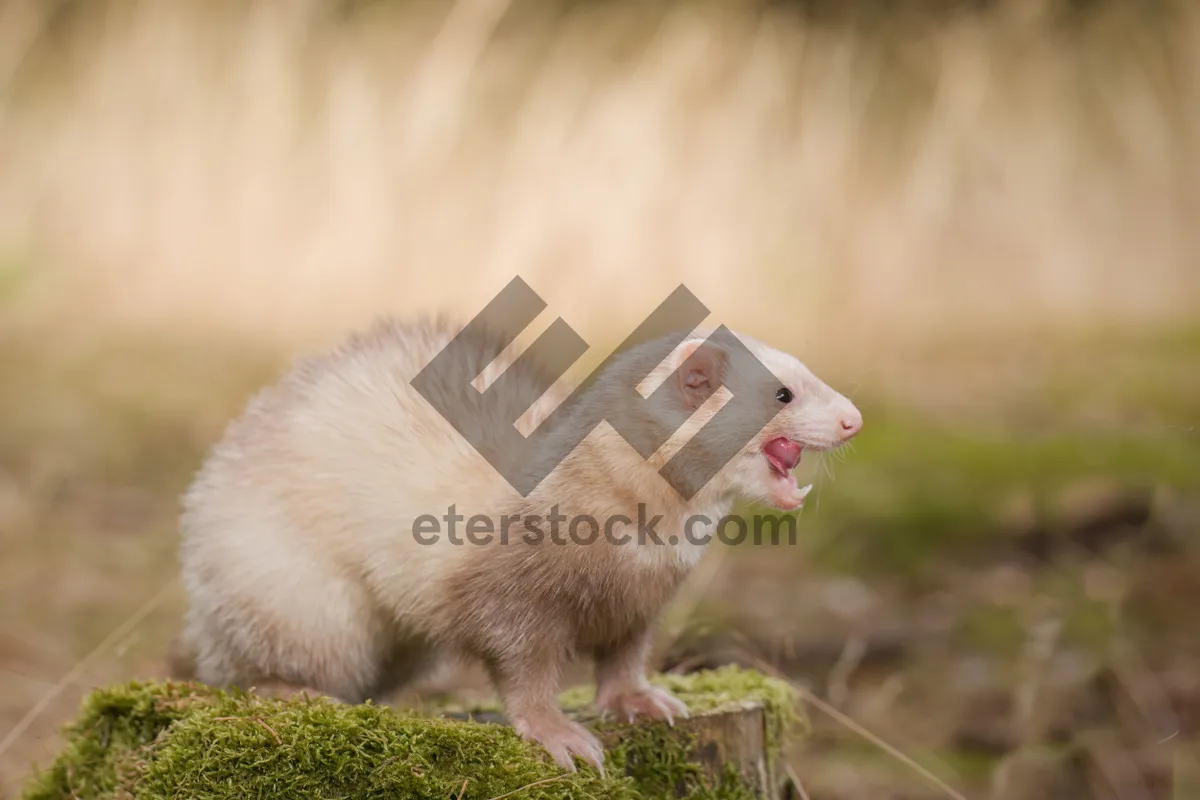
[20,681,218,800]
[557,666,805,800]
[22,667,801,800]
[560,667,803,742]
[141,701,631,800]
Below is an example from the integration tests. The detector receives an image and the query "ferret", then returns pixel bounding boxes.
[170,315,862,773]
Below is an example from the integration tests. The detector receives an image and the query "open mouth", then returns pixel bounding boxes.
[761,437,812,510]
[763,436,803,478]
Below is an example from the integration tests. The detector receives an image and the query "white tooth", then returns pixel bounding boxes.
[797,484,813,499]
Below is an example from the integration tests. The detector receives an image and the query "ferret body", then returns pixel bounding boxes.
[173,316,862,772]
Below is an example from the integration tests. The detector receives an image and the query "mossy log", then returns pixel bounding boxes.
[21,666,806,800]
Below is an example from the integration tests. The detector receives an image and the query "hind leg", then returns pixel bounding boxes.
[183,559,392,704]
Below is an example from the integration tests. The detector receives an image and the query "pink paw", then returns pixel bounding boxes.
[596,684,689,725]
[512,711,606,776]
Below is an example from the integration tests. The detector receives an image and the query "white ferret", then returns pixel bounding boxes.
[170,316,862,773]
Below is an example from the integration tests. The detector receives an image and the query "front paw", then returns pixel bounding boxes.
[596,684,689,725]
[512,710,606,776]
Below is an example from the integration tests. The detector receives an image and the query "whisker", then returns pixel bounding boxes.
[820,452,836,483]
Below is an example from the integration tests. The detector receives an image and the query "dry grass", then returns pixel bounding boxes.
[0,0,1197,359]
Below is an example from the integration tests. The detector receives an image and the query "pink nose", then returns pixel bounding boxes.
[838,411,863,440]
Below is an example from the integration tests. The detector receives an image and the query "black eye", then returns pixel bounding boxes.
[775,387,793,404]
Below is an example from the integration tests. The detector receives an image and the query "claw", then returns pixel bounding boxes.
[595,684,690,730]
[653,695,676,726]
[512,711,606,777]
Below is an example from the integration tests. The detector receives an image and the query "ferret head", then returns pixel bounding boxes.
[631,330,862,511]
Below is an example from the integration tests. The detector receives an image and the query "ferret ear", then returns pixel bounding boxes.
[674,339,726,410]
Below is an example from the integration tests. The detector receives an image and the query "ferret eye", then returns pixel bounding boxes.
[775,387,794,404]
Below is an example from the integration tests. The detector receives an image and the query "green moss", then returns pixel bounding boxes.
[22,667,802,800]
[561,666,803,743]
[586,725,761,800]
[143,701,631,800]
[558,666,805,799]
[20,681,218,800]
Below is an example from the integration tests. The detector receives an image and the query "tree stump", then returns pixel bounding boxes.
[442,667,805,800]
[20,666,804,800]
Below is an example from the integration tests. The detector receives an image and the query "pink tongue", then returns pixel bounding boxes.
[764,437,803,471]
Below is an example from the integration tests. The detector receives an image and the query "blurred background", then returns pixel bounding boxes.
[1,0,1198,797]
